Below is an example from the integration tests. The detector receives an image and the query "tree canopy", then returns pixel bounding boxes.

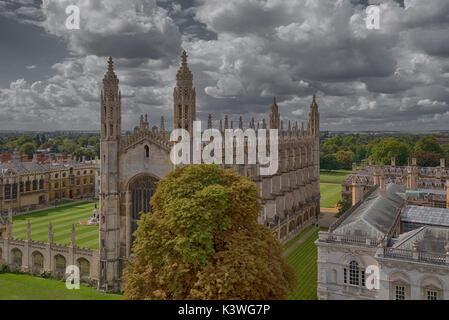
[122,164,296,300]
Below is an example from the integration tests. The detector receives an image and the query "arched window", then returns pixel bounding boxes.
[77,258,90,279]
[39,179,44,189]
[11,248,22,267]
[4,184,11,199]
[349,261,359,285]
[144,145,149,158]
[54,254,66,275]
[32,180,37,191]
[32,251,44,273]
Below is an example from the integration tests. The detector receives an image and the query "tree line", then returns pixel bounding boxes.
[0,133,100,161]
[320,134,449,170]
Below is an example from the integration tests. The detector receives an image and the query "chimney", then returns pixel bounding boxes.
[441,158,445,168]
[380,167,386,195]
[361,160,366,169]
[368,157,373,166]
[391,157,396,167]
[412,158,417,166]
[352,162,357,174]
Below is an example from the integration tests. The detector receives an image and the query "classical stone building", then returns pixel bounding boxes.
[0,155,98,214]
[317,182,449,300]
[98,52,320,291]
[343,158,449,208]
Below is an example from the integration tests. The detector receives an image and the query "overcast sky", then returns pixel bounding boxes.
[0,0,448,131]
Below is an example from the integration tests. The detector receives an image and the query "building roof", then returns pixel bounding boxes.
[392,226,449,254]
[0,161,97,176]
[334,183,406,238]
[401,205,449,227]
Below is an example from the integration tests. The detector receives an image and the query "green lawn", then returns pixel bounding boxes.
[320,169,351,183]
[13,202,99,249]
[0,273,122,300]
[287,228,326,300]
[320,183,341,208]
[283,226,313,250]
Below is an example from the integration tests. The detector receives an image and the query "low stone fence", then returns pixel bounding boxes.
[0,237,99,281]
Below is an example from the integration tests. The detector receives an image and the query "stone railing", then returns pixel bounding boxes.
[382,247,449,266]
[318,232,381,248]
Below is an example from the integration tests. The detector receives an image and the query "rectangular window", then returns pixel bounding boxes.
[395,286,405,300]
[427,290,438,300]
[349,267,359,286]
[343,268,347,284]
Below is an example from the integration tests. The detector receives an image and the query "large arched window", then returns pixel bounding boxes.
[129,175,158,244]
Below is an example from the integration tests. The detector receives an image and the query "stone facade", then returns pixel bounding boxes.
[98,52,320,291]
[317,184,449,300]
[0,157,98,214]
[343,158,449,208]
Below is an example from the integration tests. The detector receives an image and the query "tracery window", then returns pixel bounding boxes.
[130,176,158,244]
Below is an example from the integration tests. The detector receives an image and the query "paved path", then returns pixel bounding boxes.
[283,226,318,257]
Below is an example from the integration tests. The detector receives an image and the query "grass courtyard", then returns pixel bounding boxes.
[319,169,351,208]
[320,183,341,208]
[13,202,99,249]
[287,228,326,300]
[0,273,122,300]
[320,169,351,183]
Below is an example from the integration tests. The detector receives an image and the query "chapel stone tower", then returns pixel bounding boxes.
[99,57,122,292]
[173,51,196,135]
[308,95,320,216]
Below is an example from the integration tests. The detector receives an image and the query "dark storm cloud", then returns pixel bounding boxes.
[0,0,449,131]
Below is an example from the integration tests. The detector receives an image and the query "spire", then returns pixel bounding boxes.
[308,94,319,137]
[269,96,280,129]
[219,119,223,132]
[176,50,193,86]
[224,115,229,129]
[27,220,31,241]
[48,222,53,244]
[160,116,165,133]
[71,224,76,247]
[239,116,243,129]
[207,114,212,129]
[250,117,255,129]
[103,57,118,83]
[262,118,266,129]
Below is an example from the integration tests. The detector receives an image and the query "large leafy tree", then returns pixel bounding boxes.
[122,164,296,300]
[370,138,410,165]
[413,136,444,166]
